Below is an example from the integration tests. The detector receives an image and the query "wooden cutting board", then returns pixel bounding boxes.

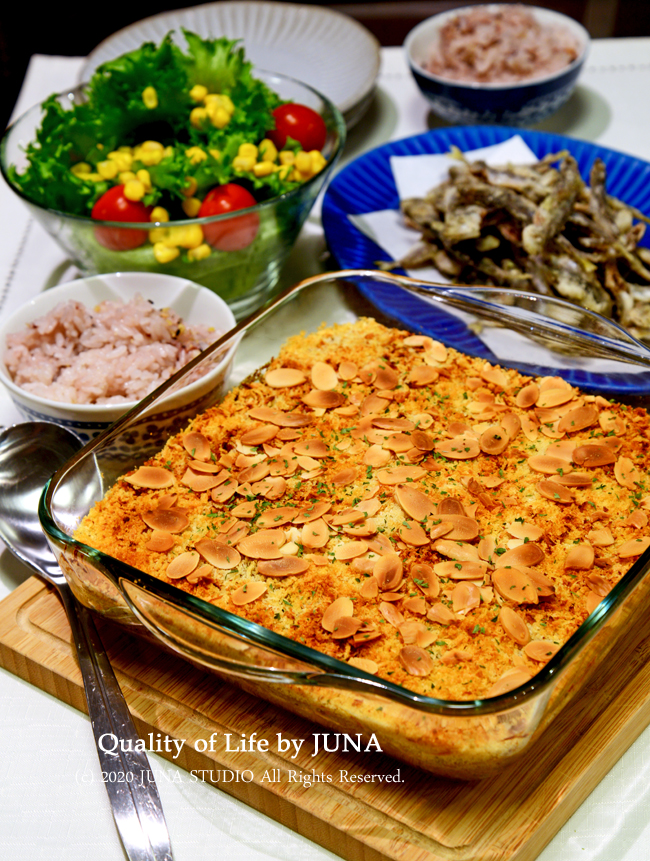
[2,576,650,861]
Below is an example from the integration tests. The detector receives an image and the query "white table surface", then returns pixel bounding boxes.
[3,39,650,861]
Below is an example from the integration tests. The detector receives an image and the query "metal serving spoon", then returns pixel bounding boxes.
[0,422,173,861]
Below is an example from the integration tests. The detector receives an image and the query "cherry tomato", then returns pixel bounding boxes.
[91,186,151,251]
[198,183,259,252]
[267,103,327,152]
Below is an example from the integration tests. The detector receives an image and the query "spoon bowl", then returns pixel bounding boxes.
[0,421,174,861]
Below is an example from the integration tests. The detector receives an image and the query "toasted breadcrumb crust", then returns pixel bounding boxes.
[75,318,650,701]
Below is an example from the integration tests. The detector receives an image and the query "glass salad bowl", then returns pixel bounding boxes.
[39,270,650,779]
[0,72,345,320]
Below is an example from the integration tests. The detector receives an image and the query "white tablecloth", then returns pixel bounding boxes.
[3,40,650,861]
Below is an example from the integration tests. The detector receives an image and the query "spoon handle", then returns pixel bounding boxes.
[57,582,174,861]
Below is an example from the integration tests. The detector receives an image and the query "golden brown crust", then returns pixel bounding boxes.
[75,318,650,701]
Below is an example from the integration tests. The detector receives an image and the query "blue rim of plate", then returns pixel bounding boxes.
[322,125,650,395]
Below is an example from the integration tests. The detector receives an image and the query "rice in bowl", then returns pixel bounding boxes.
[4,294,221,405]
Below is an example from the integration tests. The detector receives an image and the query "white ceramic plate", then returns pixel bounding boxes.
[81,1,381,128]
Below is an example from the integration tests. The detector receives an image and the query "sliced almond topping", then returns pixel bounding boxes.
[182,431,212,461]
[302,390,345,409]
[238,462,271,483]
[125,466,174,489]
[480,363,509,389]
[322,597,354,632]
[479,425,509,455]
[250,476,287,500]
[145,530,175,552]
[237,529,285,559]
[585,590,603,614]
[536,388,574,409]
[293,439,329,458]
[599,410,626,436]
[524,640,560,662]
[506,522,544,542]
[555,472,592,487]
[374,365,399,390]
[492,567,538,604]
[408,365,439,386]
[399,646,434,676]
[434,560,488,580]
[359,576,379,599]
[434,435,480,460]
[433,539,480,562]
[422,339,448,363]
[258,557,309,577]
[572,444,616,468]
[180,468,226,493]
[451,582,480,614]
[499,605,530,645]
[364,445,392,468]
[330,508,366,527]
[335,540,369,561]
[564,543,594,570]
[383,433,414,454]
[618,536,650,558]
[374,554,403,591]
[376,465,427,484]
[211,479,239,503]
[195,538,242,569]
[292,501,331,524]
[402,596,427,615]
[557,405,599,434]
[446,421,475,437]
[521,415,539,442]
[398,620,427,644]
[310,361,338,391]
[486,669,532,698]
[434,514,479,541]
[536,479,574,504]
[331,467,357,486]
[439,497,467,516]
[515,383,540,409]
[273,412,313,428]
[248,406,280,422]
[427,603,457,625]
[398,520,429,546]
[625,510,648,529]
[265,367,307,387]
[300,518,330,549]
[142,508,189,533]
[440,649,472,666]
[615,456,642,490]
[527,454,573,476]
[586,572,612,597]
[338,360,358,380]
[394,484,435,521]
[351,622,383,645]
[411,430,435,451]
[587,526,614,546]
[411,562,440,598]
[379,602,405,628]
[166,551,199,580]
[498,542,545,567]
[240,425,278,447]
[478,536,496,562]
[256,506,298,529]
[501,412,521,440]
[331,616,363,639]
[187,459,222,474]
[232,582,267,606]
[348,657,379,674]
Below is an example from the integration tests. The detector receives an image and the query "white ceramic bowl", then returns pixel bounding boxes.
[404,4,590,126]
[0,272,237,446]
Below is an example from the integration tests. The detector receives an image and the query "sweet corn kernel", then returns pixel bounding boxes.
[209,149,221,161]
[118,171,137,184]
[185,146,208,165]
[163,145,174,159]
[181,197,202,217]
[189,84,208,102]
[252,161,274,177]
[232,155,255,171]
[238,143,258,160]
[86,173,103,182]
[295,151,312,174]
[97,160,119,180]
[279,151,295,165]
[208,105,230,129]
[150,206,170,223]
[107,151,133,171]
[220,94,235,115]
[141,140,163,152]
[190,106,208,129]
[258,139,278,163]
[123,179,146,201]
[188,243,212,261]
[310,151,327,173]
[136,169,152,190]
[149,227,169,243]
[165,225,204,249]
[204,94,234,114]
[275,164,292,180]
[182,176,198,197]
[70,162,92,177]
[153,242,180,264]
[142,86,158,109]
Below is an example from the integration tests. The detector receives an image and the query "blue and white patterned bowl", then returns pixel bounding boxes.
[0,272,237,446]
[404,5,589,126]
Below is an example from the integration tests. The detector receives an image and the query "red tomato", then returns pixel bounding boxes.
[267,103,327,152]
[91,186,151,251]
[198,184,259,252]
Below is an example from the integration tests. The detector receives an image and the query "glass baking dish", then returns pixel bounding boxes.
[39,270,650,779]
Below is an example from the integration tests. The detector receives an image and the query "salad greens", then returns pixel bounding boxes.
[8,31,316,217]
